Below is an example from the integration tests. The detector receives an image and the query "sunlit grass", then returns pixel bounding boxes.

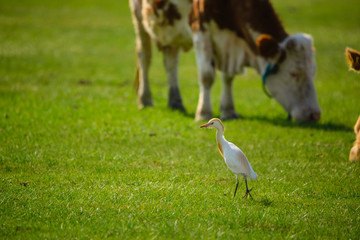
[1,0,360,239]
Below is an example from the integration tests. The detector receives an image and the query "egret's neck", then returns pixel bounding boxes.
[216,128,226,145]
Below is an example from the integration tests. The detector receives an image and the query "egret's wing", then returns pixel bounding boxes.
[224,142,251,177]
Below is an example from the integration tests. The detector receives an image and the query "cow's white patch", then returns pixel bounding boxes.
[193,31,215,120]
[141,0,193,50]
[207,21,267,76]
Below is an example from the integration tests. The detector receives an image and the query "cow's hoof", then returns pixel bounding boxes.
[168,87,186,112]
[138,103,153,110]
[221,111,240,120]
[138,99,153,109]
[195,111,212,122]
[138,93,153,109]
[168,102,187,113]
[138,100,153,109]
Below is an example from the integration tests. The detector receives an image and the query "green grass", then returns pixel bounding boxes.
[1,0,360,239]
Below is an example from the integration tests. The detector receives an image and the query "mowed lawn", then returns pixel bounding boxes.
[1,0,360,239]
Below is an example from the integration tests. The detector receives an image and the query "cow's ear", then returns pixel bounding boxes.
[345,47,360,73]
[256,34,280,59]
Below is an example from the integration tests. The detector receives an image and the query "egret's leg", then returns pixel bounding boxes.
[233,175,239,198]
[242,177,253,199]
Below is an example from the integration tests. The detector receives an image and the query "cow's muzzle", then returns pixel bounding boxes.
[290,109,321,122]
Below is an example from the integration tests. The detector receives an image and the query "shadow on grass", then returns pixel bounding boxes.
[255,196,273,207]
[160,107,351,132]
[243,115,352,132]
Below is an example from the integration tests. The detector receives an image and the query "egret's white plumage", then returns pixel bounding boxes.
[201,118,257,198]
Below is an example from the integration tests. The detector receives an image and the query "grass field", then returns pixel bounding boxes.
[1,0,360,239]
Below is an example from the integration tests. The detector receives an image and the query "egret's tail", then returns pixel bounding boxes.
[251,171,258,180]
[249,165,258,180]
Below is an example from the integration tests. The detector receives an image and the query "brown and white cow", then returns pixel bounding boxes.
[129,0,321,122]
[346,47,360,162]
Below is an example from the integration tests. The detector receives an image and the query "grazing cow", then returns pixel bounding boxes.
[349,115,360,162]
[346,47,360,162]
[129,0,322,122]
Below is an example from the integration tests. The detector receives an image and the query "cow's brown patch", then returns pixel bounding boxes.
[152,0,181,26]
[152,0,167,15]
[346,47,360,73]
[189,1,202,31]
[256,34,279,59]
[190,0,288,54]
[164,3,181,25]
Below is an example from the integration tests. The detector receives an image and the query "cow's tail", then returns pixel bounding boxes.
[134,58,140,93]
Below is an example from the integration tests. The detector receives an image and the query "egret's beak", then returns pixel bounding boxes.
[200,122,211,128]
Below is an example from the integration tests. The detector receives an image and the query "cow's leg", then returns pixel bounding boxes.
[162,46,186,112]
[220,72,239,120]
[193,32,215,121]
[130,1,153,108]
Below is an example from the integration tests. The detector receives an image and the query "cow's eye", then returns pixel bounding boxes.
[290,72,298,78]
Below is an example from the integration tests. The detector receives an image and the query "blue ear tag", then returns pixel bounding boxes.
[261,64,275,98]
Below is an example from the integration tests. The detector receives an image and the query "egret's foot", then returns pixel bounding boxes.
[242,187,253,199]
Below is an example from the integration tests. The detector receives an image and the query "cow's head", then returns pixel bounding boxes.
[256,33,321,122]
